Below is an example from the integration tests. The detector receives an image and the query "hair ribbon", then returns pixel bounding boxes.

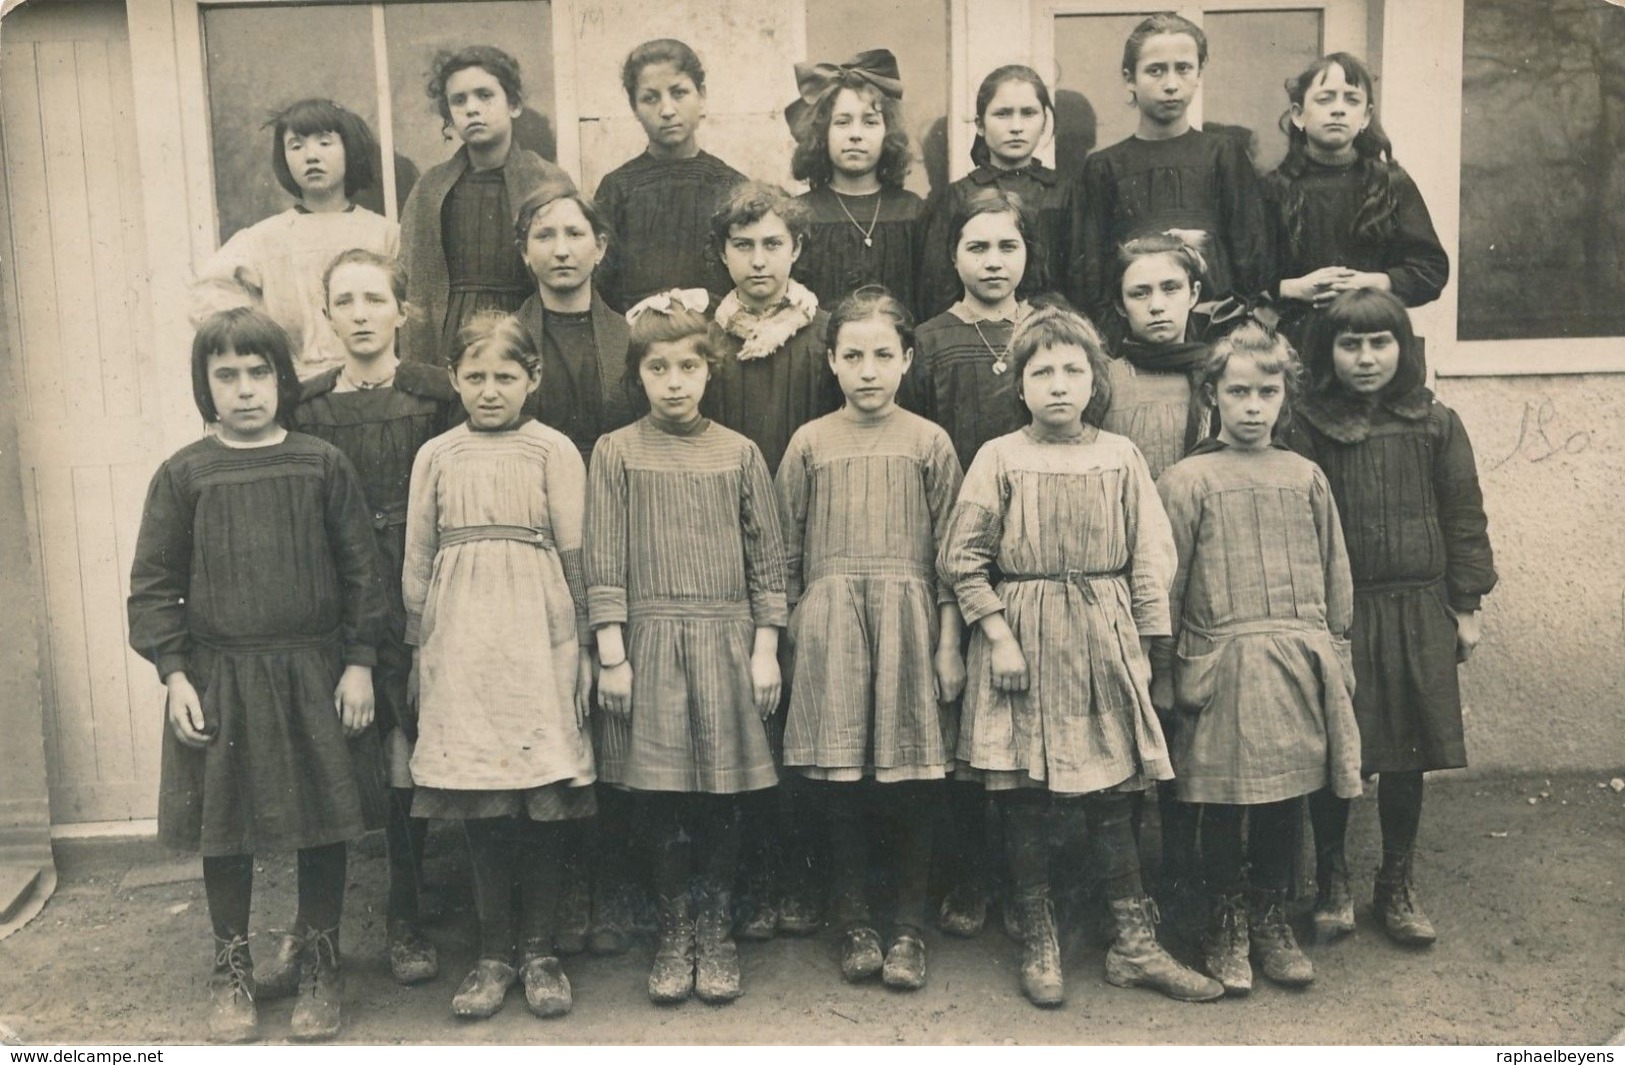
[625,288,711,324]
[784,49,903,139]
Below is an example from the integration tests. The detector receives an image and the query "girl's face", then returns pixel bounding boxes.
[207,348,281,443]
[722,212,801,312]
[1127,32,1202,127]
[1119,253,1200,344]
[324,262,407,360]
[1330,329,1401,394]
[827,86,886,179]
[1213,355,1285,451]
[444,66,520,149]
[633,62,705,156]
[523,199,606,297]
[954,210,1027,310]
[452,345,538,431]
[1021,342,1094,432]
[1291,63,1372,155]
[828,316,913,417]
[639,338,711,424]
[283,129,347,199]
[977,79,1046,169]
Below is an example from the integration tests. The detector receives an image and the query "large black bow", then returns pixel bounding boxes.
[784,48,903,139]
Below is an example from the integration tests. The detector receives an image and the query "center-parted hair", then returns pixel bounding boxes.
[710,181,811,259]
[825,284,916,354]
[621,38,707,108]
[1303,288,1422,399]
[1008,304,1113,426]
[448,309,541,377]
[1112,232,1208,306]
[945,187,1047,296]
[427,46,523,137]
[1122,12,1209,75]
[791,79,912,190]
[970,65,1055,169]
[267,98,379,200]
[190,307,303,429]
[1197,320,1304,435]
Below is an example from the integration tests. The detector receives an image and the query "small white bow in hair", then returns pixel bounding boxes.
[625,288,711,324]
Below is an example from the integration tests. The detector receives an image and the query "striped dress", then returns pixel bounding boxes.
[402,420,595,821]
[1156,442,1362,805]
[776,408,964,781]
[584,415,787,793]
[938,425,1176,795]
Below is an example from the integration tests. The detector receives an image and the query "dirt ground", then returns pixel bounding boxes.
[1,771,1621,1046]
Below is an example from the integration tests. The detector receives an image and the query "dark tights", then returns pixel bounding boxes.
[941,778,989,896]
[203,842,346,948]
[821,779,936,933]
[464,817,568,963]
[643,792,743,900]
[999,790,1142,901]
[1200,800,1298,896]
[1309,771,1426,875]
[384,788,428,926]
[593,784,638,897]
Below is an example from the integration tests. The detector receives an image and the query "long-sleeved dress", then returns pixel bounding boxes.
[191,206,399,379]
[510,292,638,466]
[1156,441,1362,805]
[703,309,840,477]
[938,425,1177,794]
[1290,385,1497,774]
[1101,337,1210,482]
[593,150,744,313]
[128,433,388,855]
[918,163,1075,318]
[902,304,1030,471]
[776,408,964,780]
[1263,157,1448,347]
[792,186,925,316]
[1072,130,1271,335]
[401,420,595,820]
[293,363,459,780]
[585,416,788,793]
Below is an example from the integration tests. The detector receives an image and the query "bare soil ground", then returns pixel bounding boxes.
[1,771,1621,1046]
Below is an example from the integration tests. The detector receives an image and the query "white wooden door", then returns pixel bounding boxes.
[0,1,167,824]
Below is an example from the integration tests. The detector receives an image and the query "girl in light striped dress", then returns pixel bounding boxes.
[775,286,965,989]
[584,289,787,1006]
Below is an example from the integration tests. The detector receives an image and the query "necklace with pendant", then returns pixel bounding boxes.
[971,319,1010,374]
[342,367,396,391]
[833,190,882,248]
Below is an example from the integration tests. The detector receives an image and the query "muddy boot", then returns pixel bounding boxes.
[694,884,742,1004]
[207,936,258,1045]
[1015,889,1064,1007]
[1312,853,1356,943]
[938,881,988,938]
[1104,895,1224,1002]
[452,958,517,1019]
[648,893,695,1004]
[839,925,884,982]
[1201,893,1252,997]
[1249,889,1314,987]
[520,954,572,1018]
[252,929,303,1001]
[1373,856,1437,946]
[589,880,634,956]
[387,918,439,986]
[734,871,778,942]
[554,861,591,956]
[882,929,927,990]
[290,927,344,1041]
[777,885,822,937]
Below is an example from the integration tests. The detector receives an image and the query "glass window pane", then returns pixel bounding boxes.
[1202,10,1322,174]
[1053,13,1144,174]
[384,0,557,208]
[202,5,378,244]
[803,0,950,198]
[1459,0,1625,341]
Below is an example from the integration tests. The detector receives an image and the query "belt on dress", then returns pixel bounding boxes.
[1180,616,1325,640]
[628,597,753,622]
[998,568,1127,604]
[194,627,341,653]
[439,524,556,549]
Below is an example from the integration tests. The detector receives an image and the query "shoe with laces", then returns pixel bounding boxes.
[1249,890,1314,988]
[207,936,258,1045]
[290,927,344,1041]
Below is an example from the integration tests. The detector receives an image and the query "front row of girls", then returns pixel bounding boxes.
[130,163,1490,1042]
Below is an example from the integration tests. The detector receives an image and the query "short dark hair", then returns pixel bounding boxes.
[427,46,523,136]
[710,181,811,259]
[1112,232,1208,307]
[190,307,302,428]
[267,98,379,200]
[790,78,912,190]
[448,310,541,377]
[1198,320,1305,437]
[970,65,1055,169]
[943,187,1047,297]
[621,38,706,108]
[1122,12,1209,75]
[1305,288,1422,400]
[825,284,916,354]
[622,301,722,394]
[1008,304,1113,426]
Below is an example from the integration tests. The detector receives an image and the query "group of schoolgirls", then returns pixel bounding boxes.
[133,12,1496,1045]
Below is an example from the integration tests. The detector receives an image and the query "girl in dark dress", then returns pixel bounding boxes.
[1289,290,1496,948]
[1263,53,1449,349]
[1072,14,1270,341]
[787,49,926,317]
[293,250,459,991]
[594,39,745,313]
[128,308,387,1044]
[399,46,575,365]
[920,65,1073,319]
